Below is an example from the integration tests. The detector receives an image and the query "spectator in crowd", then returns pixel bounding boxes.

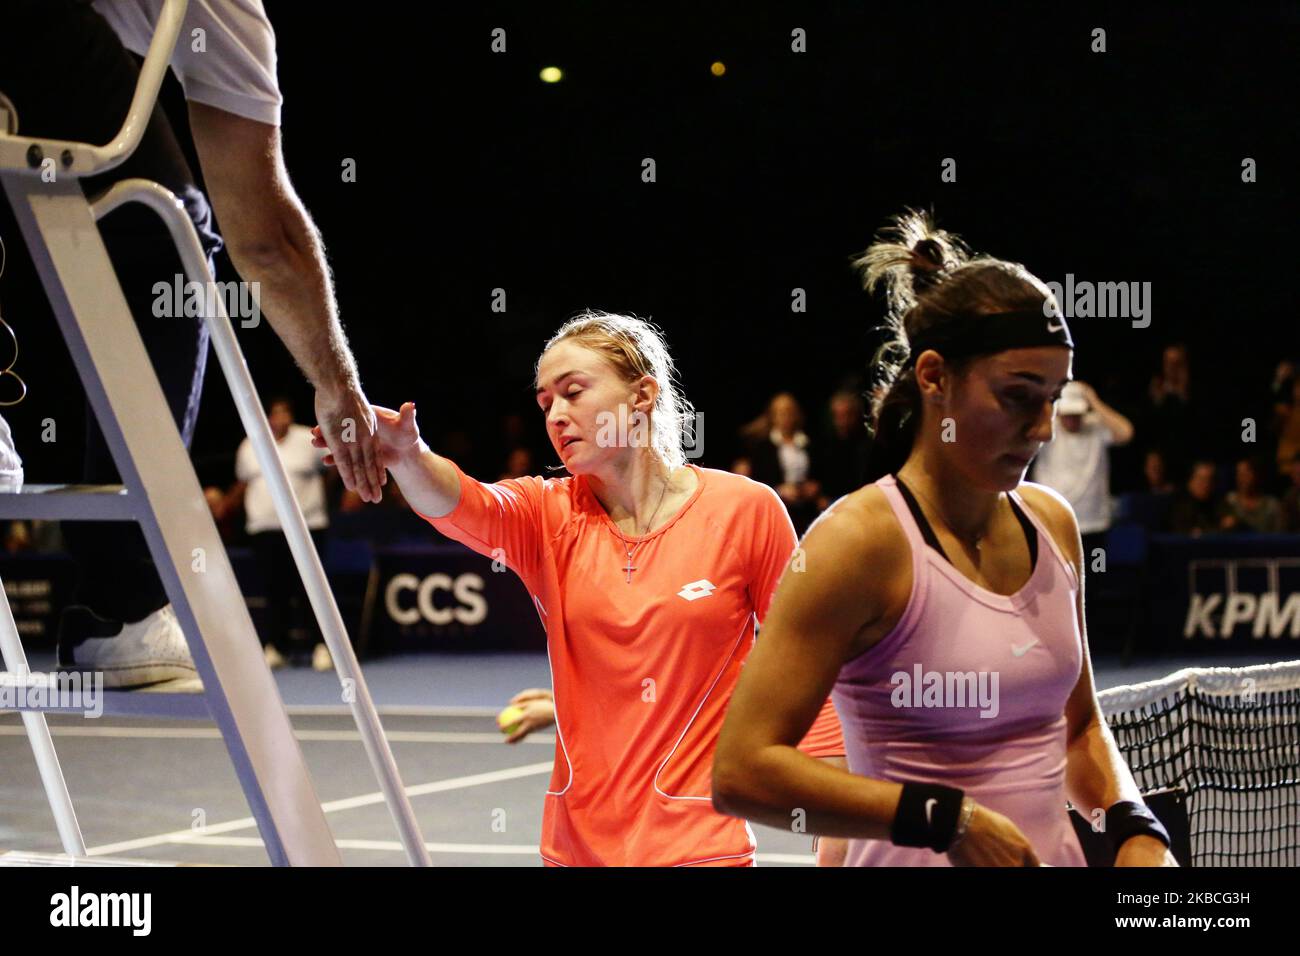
[0,519,62,554]
[2,520,30,554]
[1115,447,1178,531]
[732,402,772,466]
[1143,343,1196,480]
[1272,375,1300,485]
[1262,358,1298,490]
[815,389,871,507]
[1281,452,1300,533]
[490,412,547,481]
[225,397,333,670]
[1221,455,1284,534]
[1030,380,1133,557]
[1269,358,1296,414]
[202,485,240,544]
[499,446,535,481]
[339,477,409,514]
[734,392,822,535]
[1142,448,1177,495]
[1166,460,1228,536]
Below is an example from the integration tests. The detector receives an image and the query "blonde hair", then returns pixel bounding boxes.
[536,311,695,470]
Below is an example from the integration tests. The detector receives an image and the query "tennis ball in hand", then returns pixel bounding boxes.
[497,705,526,735]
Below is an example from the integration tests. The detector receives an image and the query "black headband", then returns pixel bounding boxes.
[904,308,1074,367]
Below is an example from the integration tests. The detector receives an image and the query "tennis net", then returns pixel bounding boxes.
[1098,660,1300,866]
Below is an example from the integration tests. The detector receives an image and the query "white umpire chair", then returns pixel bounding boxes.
[0,0,430,865]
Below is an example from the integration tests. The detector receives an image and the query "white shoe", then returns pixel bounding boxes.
[311,642,333,672]
[59,604,197,689]
[263,644,288,670]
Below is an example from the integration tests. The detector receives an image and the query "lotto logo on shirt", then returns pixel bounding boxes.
[676,579,717,601]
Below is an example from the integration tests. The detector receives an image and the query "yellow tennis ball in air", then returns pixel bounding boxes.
[497,705,526,735]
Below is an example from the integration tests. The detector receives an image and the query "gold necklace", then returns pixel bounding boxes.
[610,468,673,583]
[901,471,995,553]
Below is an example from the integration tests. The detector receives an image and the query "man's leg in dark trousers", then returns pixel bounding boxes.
[251,530,294,656]
[0,1,223,627]
[290,529,329,650]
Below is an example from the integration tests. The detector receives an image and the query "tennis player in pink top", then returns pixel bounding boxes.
[713,211,1177,867]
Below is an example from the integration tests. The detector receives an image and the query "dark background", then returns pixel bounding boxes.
[3,2,1298,490]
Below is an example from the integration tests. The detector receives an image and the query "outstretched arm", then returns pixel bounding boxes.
[1077,382,1134,445]
[313,403,545,582]
[312,403,459,517]
[188,102,384,503]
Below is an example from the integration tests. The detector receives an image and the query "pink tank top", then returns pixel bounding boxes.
[833,474,1087,867]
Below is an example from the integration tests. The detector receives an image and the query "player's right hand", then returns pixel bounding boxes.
[946,803,1041,867]
[312,402,421,475]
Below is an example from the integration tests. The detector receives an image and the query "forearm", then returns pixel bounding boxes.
[186,104,358,395]
[1064,716,1144,815]
[714,743,902,839]
[228,202,359,395]
[386,441,463,518]
[225,481,247,515]
[1091,400,1134,444]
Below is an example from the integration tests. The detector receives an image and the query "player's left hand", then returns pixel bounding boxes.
[503,695,555,744]
[1114,834,1178,866]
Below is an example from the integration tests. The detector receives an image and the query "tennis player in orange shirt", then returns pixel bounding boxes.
[313,311,844,866]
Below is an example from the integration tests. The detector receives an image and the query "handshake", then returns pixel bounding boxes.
[311,401,423,503]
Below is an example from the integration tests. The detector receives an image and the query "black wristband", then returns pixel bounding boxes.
[891,783,965,852]
[1105,800,1171,855]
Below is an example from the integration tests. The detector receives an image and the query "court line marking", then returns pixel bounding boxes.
[2,705,503,719]
[144,836,817,865]
[0,725,553,745]
[9,715,811,866]
[185,836,543,854]
[286,705,498,717]
[84,761,555,857]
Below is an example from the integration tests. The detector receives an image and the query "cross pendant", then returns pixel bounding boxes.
[622,558,636,583]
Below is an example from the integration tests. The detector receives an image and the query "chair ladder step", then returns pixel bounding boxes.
[0,485,133,521]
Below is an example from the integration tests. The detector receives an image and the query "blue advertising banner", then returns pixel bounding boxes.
[1145,534,1300,651]
[363,545,544,653]
[0,554,78,650]
[6,533,1295,657]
